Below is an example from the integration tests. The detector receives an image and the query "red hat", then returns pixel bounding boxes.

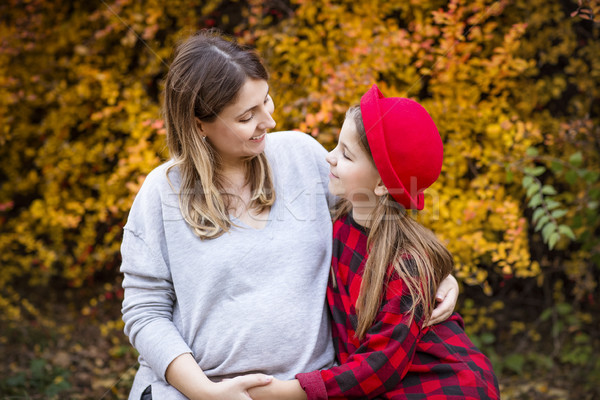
[360,84,443,210]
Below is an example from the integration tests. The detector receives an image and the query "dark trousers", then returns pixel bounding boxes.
[141,385,152,400]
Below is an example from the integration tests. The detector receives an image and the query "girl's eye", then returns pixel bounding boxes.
[264,95,271,105]
[343,151,351,160]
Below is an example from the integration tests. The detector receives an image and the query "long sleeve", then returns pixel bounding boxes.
[297,277,424,400]
[121,229,192,382]
[297,215,500,400]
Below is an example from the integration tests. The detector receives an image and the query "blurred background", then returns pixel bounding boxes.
[0,0,598,398]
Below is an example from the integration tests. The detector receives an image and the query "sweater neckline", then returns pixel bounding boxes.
[346,212,368,234]
[230,200,277,231]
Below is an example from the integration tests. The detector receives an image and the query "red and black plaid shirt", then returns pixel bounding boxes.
[296,214,500,399]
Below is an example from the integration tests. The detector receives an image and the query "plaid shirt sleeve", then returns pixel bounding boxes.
[297,274,424,400]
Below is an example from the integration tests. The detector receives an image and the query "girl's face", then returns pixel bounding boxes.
[326,118,382,206]
[200,79,276,166]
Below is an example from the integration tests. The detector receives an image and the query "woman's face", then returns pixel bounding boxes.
[200,79,276,165]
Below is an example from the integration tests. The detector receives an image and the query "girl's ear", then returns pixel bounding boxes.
[374,179,388,197]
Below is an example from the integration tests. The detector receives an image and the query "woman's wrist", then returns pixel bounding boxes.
[165,353,214,399]
[190,381,219,400]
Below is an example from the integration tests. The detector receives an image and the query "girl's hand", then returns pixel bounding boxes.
[248,378,307,400]
[427,274,459,326]
[204,374,273,400]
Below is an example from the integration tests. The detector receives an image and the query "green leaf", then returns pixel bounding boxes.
[542,222,556,242]
[532,208,545,223]
[524,166,546,176]
[550,161,563,173]
[534,166,547,176]
[506,169,514,183]
[548,232,560,249]
[522,175,534,188]
[540,308,552,321]
[584,171,599,184]
[528,193,542,208]
[526,146,539,156]
[46,380,72,397]
[558,225,576,240]
[529,353,554,370]
[569,151,583,167]
[5,372,26,387]
[556,302,572,315]
[541,185,557,196]
[30,358,46,381]
[527,182,541,198]
[565,170,578,185]
[535,215,550,232]
[589,201,599,210]
[504,353,525,374]
[552,320,564,337]
[480,332,496,345]
[551,209,567,219]
[574,332,590,344]
[545,199,561,210]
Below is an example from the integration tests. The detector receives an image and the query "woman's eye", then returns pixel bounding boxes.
[264,95,271,105]
[240,114,254,123]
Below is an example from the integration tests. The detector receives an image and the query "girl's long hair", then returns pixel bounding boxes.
[164,30,275,239]
[334,106,454,340]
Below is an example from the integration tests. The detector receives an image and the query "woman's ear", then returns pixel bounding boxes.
[195,117,204,132]
[374,179,388,197]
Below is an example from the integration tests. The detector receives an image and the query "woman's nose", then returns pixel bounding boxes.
[264,112,276,130]
[261,95,276,130]
[259,108,276,130]
[325,150,336,166]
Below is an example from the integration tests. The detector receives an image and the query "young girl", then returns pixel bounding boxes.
[250,85,500,399]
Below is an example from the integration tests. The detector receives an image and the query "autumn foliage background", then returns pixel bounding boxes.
[1,0,599,398]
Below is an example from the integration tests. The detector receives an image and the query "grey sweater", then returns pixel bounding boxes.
[121,131,336,399]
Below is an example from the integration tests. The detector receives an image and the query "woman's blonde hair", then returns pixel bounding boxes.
[164,30,275,239]
[334,106,454,340]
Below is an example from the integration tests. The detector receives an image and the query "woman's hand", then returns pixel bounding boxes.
[427,274,459,327]
[166,353,272,400]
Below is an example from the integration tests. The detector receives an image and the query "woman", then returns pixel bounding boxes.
[120,30,458,400]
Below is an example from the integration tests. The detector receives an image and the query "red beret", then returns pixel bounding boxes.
[360,85,443,210]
